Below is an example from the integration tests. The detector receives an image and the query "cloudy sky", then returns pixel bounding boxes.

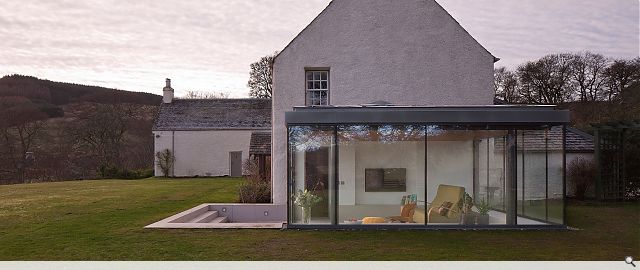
[1,0,638,97]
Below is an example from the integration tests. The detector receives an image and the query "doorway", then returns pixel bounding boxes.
[229,151,243,177]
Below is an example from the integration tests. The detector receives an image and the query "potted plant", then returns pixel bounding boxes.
[459,192,476,225]
[292,188,322,224]
[475,198,490,225]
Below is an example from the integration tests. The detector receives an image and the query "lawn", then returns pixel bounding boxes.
[0,178,637,261]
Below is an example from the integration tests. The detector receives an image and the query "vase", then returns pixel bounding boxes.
[461,213,476,225]
[476,214,490,225]
[302,207,311,224]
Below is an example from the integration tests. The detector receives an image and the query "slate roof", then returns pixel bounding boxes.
[496,126,594,153]
[153,99,271,131]
[565,127,595,152]
[250,132,272,155]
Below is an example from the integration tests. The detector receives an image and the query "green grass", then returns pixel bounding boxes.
[0,178,638,261]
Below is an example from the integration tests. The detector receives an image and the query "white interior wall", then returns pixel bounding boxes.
[354,141,425,205]
[338,140,474,205]
[293,150,306,192]
[338,144,356,205]
[426,141,474,201]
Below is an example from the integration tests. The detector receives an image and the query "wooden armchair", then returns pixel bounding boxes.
[388,202,418,223]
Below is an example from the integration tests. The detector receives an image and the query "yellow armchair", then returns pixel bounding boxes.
[426,185,465,224]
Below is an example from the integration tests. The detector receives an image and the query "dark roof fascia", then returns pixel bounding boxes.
[285,107,570,125]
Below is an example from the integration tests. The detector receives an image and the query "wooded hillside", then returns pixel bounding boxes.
[0,75,161,184]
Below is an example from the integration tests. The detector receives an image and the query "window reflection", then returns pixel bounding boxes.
[287,124,565,227]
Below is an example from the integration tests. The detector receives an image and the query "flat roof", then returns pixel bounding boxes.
[286,105,570,125]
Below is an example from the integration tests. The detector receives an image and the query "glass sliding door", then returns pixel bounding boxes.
[517,129,547,223]
[516,126,565,225]
[547,126,565,225]
[288,126,336,225]
[426,126,508,226]
[337,125,425,225]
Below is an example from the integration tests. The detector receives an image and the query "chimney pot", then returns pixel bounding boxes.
[163,78,174,104]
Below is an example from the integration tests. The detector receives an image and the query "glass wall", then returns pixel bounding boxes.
[287,124,565,227]
[547,126,565,225]
[337,125,425,225]
[517,126,565,225]
[426,126,507,226]
[288,126,336,225]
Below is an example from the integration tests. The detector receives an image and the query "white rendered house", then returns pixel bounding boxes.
[272,0,571,229]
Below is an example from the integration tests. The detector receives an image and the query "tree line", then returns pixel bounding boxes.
[495,52,639,104]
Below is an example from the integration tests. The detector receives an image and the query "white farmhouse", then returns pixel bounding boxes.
[153,79,271,178]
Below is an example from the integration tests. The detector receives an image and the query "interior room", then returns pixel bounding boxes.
[288,124,565,228]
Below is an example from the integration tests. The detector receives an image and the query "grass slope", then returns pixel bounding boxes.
[0,179,637,260]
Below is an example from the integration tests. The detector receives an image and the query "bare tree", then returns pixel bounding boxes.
[602,58,640,101]
[248,52,277,99]
[69,104,134,174]
[0,98,48,183]
[494,67,520,104]
[182,90,229,99]
[569,52,608,102]
[517,53,574,104]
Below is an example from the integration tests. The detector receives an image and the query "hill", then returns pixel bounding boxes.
[0,75,161,184]
[0,74,161,119]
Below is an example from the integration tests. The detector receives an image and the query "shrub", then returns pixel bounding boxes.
[155,149,175,178]
[98,165,153,180]
[568,157,596,200]
[238,159,271,203]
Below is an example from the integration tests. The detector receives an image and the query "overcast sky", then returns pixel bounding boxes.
[1,0,638,97]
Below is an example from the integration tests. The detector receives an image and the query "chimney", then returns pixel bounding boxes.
[163,78,174,104]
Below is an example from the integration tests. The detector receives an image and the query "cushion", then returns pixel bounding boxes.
[362,217,386,224]
[436,201,454,217]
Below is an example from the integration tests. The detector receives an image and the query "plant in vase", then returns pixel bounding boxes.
[459,192,476,225]
[475,198,491,225]
[292,188,322,224]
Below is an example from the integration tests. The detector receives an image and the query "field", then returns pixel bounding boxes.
[0,178,637,260]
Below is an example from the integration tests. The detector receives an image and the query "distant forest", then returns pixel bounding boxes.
[0,75,161,184]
